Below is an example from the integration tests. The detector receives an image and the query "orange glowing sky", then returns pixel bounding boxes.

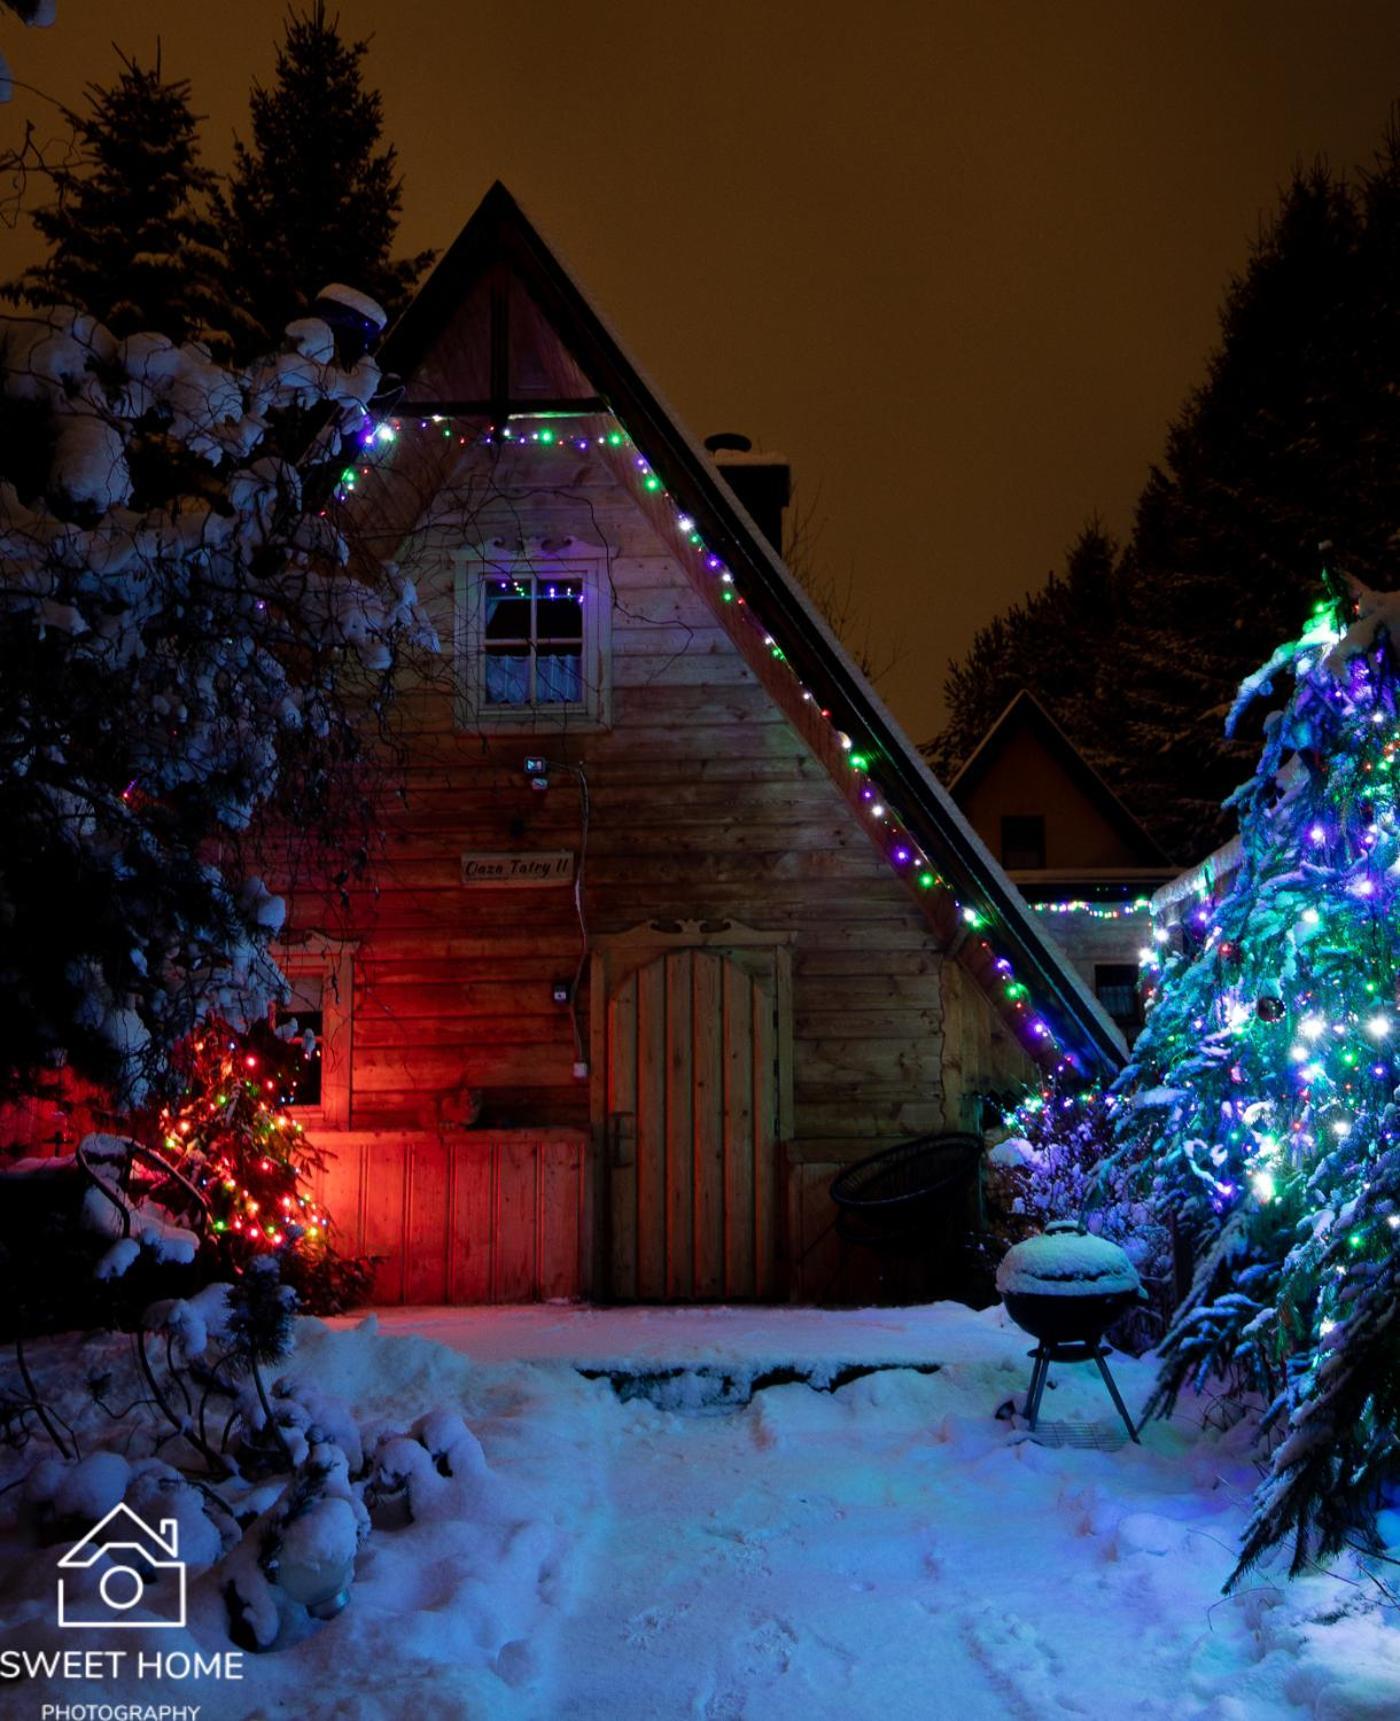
[5,1,1400,744]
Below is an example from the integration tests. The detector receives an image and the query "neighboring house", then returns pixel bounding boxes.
[283,184,1124,1306]
[948,691,1176,1041]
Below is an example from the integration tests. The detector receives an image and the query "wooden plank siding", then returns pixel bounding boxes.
[311,1130,588,1303]
[280,446,1035,1304]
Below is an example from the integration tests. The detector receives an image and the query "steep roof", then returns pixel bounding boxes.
[378,182,1126,1077]
[950,690,1169,867]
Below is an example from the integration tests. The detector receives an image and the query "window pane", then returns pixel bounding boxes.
[537,646,583,704]
[536,581,584,641]
[485,647,531,705]
[281,1007,323,1108]
[1095,964,1143,1029]
[485,582,532,641]
[1001,814,1046,871]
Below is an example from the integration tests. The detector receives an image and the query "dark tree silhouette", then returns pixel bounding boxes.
[933,118,1400,863]
[4,48,237,353]
[220,3,433,357]
[927,520,1120,784]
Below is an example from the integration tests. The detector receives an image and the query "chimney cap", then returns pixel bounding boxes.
[704,431,753,455]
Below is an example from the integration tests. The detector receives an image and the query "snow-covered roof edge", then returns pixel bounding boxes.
[380,182,1127,1077]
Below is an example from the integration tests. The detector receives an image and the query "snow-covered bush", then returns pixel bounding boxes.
[2,1280,505,1654]
[0,300,436,1105]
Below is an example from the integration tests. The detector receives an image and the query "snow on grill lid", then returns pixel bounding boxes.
[995,1229,1141,1299]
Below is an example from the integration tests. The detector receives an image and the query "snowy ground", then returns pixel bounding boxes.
[4,1302,1400,1719]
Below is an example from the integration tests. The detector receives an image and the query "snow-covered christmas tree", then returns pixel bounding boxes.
[0,297,434,1106]
[1116,577,1400,1574]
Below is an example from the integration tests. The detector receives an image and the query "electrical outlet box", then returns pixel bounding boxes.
[572,1061,589,1081]
[552,979,572,1006]
[529,775,550,793]
[523,756,548,775]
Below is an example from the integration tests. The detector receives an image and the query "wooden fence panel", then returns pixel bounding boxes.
[315,1129,589,1303]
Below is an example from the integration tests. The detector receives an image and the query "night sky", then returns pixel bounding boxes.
[6,2,1400,745]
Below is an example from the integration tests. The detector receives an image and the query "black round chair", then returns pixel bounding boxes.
[828,1132,983,1251]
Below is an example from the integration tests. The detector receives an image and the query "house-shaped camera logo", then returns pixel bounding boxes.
[56,1502,187,1629]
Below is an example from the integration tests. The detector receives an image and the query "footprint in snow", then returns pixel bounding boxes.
[743,1613,799,1675]
[622,1600,692,1648]
[960,1605,1087,1717]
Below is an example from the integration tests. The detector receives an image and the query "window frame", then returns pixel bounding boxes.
[453,539,612,732]
[272,937,355,1130]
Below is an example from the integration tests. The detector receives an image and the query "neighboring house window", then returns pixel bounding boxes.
[272,940,355,1128]
[1095,963,1143,1032]
[1000,813,1046,871]
[455,543,611,728]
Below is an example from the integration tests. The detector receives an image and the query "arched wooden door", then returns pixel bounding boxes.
[603,945,781,1301]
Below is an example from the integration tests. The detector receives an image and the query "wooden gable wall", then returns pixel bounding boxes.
[284,273,1038,1304]
[957,721,1153,873]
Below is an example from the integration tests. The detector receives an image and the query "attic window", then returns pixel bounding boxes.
[484,574,584,705]
[455,549,611,730]
[1001,814,1046,871]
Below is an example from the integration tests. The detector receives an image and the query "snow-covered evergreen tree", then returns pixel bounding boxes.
[1115,578,1400,1575]
[0,300,434,1105]
[4,49,239,355]
[220,5,432,358]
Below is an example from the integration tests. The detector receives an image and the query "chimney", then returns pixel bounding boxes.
[704,432,790,558]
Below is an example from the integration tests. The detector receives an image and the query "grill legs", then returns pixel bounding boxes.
[1022,1342,1140,1444]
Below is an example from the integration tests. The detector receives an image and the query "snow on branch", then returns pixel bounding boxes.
[0,302,437,1102]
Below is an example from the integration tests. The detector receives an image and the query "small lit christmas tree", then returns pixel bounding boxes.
[1116,577,1400,1574]
[142,1021,365,1309]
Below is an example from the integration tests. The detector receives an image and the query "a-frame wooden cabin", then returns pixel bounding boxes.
[289,183,1124,1305]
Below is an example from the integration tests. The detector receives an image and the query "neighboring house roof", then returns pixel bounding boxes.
[57,1501,179,1567]
[377,182,1126,1076]
[950,689,1169,867]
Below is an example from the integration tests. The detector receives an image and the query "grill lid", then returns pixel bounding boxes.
[996,1222,1141,1300]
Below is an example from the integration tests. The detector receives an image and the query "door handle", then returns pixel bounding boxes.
[608,1111,635,1168]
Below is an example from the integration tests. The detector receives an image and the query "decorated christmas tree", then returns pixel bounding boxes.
[1116,577,1400,1574]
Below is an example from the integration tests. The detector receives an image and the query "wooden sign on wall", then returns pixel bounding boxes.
[460,851,575,887]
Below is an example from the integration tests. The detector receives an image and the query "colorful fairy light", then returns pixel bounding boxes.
[1031,895,1154,921]
[151,1024,332,1264]
[338,410,1108,1069]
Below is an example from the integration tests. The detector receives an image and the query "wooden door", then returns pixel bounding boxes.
[605,948,779,1301]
